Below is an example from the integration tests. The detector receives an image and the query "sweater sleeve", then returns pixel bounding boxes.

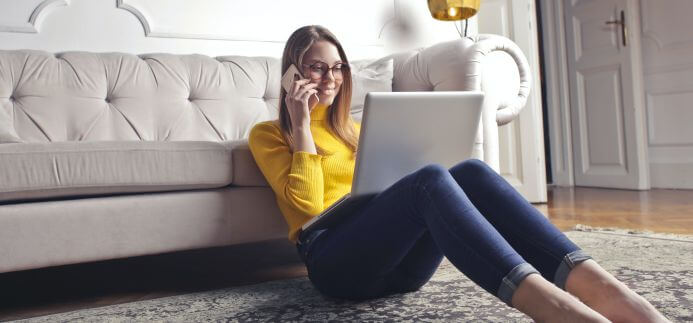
[248,122,325,215]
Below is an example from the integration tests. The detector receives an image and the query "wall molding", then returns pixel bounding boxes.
[646,90,693,147]
[644,62,693,76]
[640,0,693,51]
[114,0,151,38]
[115,0,286,43]
[0,0,68,33]
[650,162,693,189]
[115,0,386,46]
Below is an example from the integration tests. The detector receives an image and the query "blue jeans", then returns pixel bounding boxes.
[296,159,591,306]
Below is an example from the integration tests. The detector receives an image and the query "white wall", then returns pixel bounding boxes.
[0,0,470,60]
[640,0,693,189]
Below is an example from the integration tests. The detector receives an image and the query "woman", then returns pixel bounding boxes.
[248,25,668,322]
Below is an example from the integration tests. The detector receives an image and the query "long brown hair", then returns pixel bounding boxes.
[279,25,358,156]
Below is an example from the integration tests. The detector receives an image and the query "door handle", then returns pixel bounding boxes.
[605,10,627,47]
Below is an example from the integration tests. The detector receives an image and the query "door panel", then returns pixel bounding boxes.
[578,65,627,173]
[564,0,649,189]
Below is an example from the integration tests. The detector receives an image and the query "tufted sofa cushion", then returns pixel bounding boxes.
[0,51,281,142]
[0,141,240,203]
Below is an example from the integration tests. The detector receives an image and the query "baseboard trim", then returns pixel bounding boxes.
[650,162,693,189]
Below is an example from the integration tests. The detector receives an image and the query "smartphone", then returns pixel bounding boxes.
[281,64,320,106]
[281,64,303,93]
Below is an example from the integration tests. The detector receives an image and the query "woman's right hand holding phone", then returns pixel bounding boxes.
[285,77,319,154]
[285,78,319,129]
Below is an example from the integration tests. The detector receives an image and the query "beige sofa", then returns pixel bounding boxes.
[0,34,530,273]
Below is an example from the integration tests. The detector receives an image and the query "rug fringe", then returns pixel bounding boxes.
[571,224,693,241]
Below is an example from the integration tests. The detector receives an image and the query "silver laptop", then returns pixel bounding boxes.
[301,91,484,233]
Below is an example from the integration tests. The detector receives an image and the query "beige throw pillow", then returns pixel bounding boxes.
[349,58,394,121]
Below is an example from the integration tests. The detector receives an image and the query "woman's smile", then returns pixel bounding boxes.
[318,88,335,95]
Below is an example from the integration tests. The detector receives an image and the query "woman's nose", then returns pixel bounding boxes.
[323,69,337,82]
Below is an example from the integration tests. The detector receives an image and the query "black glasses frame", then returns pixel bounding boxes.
[301,62,349,79]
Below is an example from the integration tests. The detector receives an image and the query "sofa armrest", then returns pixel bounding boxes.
[471,34,532,126]
[382,34,531,171]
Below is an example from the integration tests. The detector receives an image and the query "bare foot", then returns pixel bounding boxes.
[512,273,609,323]
[565,260,671,323]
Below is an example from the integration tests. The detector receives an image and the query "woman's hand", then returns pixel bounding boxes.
[285,78,320,129]
[285,77,320,154]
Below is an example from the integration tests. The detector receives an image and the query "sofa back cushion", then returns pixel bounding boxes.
[0,51,282,142]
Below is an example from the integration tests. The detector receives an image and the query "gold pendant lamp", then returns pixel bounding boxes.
[427,0,481,21]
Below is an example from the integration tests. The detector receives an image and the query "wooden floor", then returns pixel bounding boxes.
[537,187,693,234]
[1,187,692,321]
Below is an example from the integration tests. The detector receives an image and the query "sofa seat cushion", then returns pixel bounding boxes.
[0,141,236,203]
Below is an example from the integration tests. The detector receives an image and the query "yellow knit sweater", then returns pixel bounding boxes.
[248,103,360,243]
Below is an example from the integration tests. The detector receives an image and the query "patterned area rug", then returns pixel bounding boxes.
[16,226,693,322]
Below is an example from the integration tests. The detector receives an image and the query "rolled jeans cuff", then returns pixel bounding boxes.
[497,262,540,307]
[554,249,593,290]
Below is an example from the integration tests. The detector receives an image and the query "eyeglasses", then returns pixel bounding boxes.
[302,61,349,80]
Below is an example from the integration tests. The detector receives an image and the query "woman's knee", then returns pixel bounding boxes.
[453,158,490,172]
[414,163,449,185]
[449,159,494,181]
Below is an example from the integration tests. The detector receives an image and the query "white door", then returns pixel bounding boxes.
[478,0,548,202]
[564,0,650,189]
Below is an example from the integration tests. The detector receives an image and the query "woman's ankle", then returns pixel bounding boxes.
[565,260,622,303]
[565,259,670,322]
[512,273,608,322]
